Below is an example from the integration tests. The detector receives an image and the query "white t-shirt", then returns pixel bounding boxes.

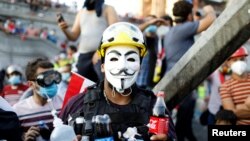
[0,96,14,112]
[13,95,63,129]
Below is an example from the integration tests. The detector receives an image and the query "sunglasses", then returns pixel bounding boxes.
[35,70,61,87]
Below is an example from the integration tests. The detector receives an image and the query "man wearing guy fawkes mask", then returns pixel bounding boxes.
[60,22,176,141]
[13,58,64,141]
[220,47,250,125]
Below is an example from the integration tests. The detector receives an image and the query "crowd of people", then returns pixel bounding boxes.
[0,17,60,44]
[1,0,250,141]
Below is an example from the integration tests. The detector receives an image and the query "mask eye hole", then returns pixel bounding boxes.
[110,57,118,61]
[127,58,135,62]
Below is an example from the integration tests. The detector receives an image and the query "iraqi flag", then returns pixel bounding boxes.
[62,72,95,109]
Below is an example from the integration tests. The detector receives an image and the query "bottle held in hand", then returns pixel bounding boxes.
[148,91,169,135]
[38,121,51,140]
[93,114,114,141]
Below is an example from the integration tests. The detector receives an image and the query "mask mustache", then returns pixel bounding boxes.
[110,69,135,76]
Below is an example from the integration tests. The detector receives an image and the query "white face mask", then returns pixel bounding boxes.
[104,46,140,93]
[231,60,247,76]
[156,25,170,38]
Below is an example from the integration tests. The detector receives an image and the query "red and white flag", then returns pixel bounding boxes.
[62,72,95,109]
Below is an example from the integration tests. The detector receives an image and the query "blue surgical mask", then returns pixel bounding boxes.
[8,75,21,85]
[61,72,71,82]
[38,83,58,98]
[144,25,157,33]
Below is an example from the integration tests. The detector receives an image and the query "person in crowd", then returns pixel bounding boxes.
[53,51,71,70]
[215,109,237,125]
[0,96,22,141]
[137,15,173,89]
[206,61,231,125]
[220,47,250,125]
[66,45,78,64]
[47,29,57,43]
[0,65,29,105]
[136,15,158,89]
[58,0,118,82]
[164,1,216,141]
[4,18,16,34]
[57,63,72,99]
[164,0,216,72]
[25,24,40,38]
[28,0,39,13]
[13,58,64,141]
[40,27,48,39]
[59,22,176,141]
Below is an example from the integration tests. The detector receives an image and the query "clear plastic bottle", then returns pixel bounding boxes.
[50,110,77,141]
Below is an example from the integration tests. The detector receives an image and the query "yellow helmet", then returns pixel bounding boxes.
[98,22,147,58]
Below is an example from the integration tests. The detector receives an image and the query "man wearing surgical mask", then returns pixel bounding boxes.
[57,63,72,99]
[137,15,173,89]
[220,47,250,125]
[0,65,29,105]
[13,58,64,141]
[60,22,176,141]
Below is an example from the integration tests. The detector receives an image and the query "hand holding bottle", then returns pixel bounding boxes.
[148,91,169,138]
[24,126,40,141]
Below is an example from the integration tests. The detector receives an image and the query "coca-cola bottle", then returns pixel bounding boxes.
[148,91,169,136]
[74,116,84,135]
[93,114,114,141]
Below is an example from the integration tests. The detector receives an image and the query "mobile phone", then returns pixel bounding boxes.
[57,13,64,23]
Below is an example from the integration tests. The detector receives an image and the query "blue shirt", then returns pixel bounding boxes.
[164,21,199,72]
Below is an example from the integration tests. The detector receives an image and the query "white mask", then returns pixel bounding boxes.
[156,25,170,38]
[104,46,140,93]
[231,60,247,76]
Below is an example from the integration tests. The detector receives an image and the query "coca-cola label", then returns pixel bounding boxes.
[148,116,169,135]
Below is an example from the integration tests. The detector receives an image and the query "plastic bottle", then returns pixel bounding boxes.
[93,114,114,141]
[81,136,90,141]
[75,116,84,135]
[148,91,169,136]
[50,110,77,141]
[123,127,144,141]
[36,121,50,140]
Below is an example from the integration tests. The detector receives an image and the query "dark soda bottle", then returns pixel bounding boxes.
[38,121,51,140]
[93,114,114,141]
[74,116,84,135]
[148,91,169,135]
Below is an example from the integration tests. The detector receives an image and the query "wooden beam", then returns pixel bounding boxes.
[153,0,250,110]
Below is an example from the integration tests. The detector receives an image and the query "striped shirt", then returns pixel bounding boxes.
[220,73,250,125]
[13,95,63,138]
